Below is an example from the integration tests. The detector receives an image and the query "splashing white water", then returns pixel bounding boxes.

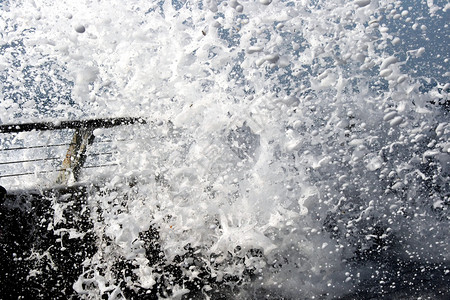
[1,0,449,298]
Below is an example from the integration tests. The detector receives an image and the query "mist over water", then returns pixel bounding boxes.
[1,0,449,299]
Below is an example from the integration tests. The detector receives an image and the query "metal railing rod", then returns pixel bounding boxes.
[0,117,146,133]
[87,152,114,157]
[0,169,64,178]
[83,163,118,169]
[0,139,135,152]
[0,143,74,151]
[0,157,60,165]
[0,163,118,178]
[0,152,114,165]
[94,138,134,143]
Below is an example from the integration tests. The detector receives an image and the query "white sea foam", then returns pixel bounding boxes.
[0,0,449,298]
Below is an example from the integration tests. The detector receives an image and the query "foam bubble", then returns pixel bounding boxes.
[260,0,272,5]
[355,0,371,8]
[74,25,85,33]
